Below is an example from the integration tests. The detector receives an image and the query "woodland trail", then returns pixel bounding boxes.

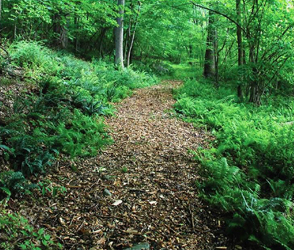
[13,81,229,249]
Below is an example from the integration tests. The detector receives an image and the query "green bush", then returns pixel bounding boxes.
[0,171,32,199]
[175,79,294,249]
[53,109,111,158]
[10,41,60,77]
[0,208,62,250]
[0,41,157,197]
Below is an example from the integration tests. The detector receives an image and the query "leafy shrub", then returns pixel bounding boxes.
[0,171,34,196]
[0,119,57,176]
[0,171,33,200]
[175,79,294,249]
[0,208,62,250]
[1,41,157,197]
[9,41,60,77]
[53,109,111,158]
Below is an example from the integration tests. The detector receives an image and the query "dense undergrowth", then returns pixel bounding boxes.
[174,79,294,250]
[0,41,156,249]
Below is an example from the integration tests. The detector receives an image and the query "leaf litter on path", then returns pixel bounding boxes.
[8,81,233,249]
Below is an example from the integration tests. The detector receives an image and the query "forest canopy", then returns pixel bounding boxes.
[1,0,294,104]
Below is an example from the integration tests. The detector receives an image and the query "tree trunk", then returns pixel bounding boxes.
[127,28,136,67]
[0,0,2,24]
[53,13,69,49]
[53,14,61,46]
[203,10,216,79]
[248,0,263,105]
[74,16,79,51]
[248,45,261,105]
[97,28,108,58]
[236,0,243,99]
[61,24,69,49]
[115,0,125,68]
[126,3,141,67]
[0,0,2,38]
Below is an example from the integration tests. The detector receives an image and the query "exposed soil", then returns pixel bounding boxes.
[5,81,236,249]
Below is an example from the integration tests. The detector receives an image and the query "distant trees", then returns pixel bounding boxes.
[0,0,117,56]
[194,0,294,104]
[0,0,294,102]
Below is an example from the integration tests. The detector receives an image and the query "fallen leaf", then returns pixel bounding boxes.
[112,200,123,206]
[125,228,139,234]
[59,217,66,226]
[97,237,106,244]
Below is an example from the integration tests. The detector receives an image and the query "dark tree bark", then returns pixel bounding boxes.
[236,0,244,99]
[203,10,217,80]
[53,12,69,49]
[115,0,125,68]
[60,18,69,49]
[0,0,2,24]
[98,28,109,58]
[248,0,264,105]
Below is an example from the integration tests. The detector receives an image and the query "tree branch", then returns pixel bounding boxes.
[190,1,248,36]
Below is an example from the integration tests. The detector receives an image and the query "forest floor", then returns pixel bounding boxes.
[9,81,234,249]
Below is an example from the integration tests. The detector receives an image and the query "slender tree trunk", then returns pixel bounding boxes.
[236,0,243,99]
[203,10,216,79]
[249,45,260,104]
[74,16,79,51]
[127,29,136,67]
[53,13,69,49]
[124,22,131,61]
[61,14,69,49]
[214,27,219,87]
[61,27,68,49]
[0,0,2,39]
[248,0,262,105]
[0,0,2,24]
[97,28,108,58]
[127,3,141,67]
[115,0,125,68]
[14,22,17,39]
[53,14,61,46]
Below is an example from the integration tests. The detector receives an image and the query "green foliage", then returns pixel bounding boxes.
[0,41,156,198]
[11,41,50,68]
[0,208,62,250]
[121,166,128,173]
[37,180,67,198]
[54,109,111,158]
[8,41,157,102]
[175,79,294,249]
[0,171,35,198]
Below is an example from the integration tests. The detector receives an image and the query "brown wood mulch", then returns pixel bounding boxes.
[6,81,235,250]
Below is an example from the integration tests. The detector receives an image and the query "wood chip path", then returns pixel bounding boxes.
[12,81,230,250]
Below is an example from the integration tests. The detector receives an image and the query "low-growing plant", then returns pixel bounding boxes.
[175,79,294,249]
[0,208,62,250]
[0,41,157,200]
[38,180,67,197]
[53,109,111,158]
[0,171,39,201]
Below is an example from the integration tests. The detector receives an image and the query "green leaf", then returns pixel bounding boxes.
[44,234,51,241]
[38,228,45,235]
[0,187,11,197]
